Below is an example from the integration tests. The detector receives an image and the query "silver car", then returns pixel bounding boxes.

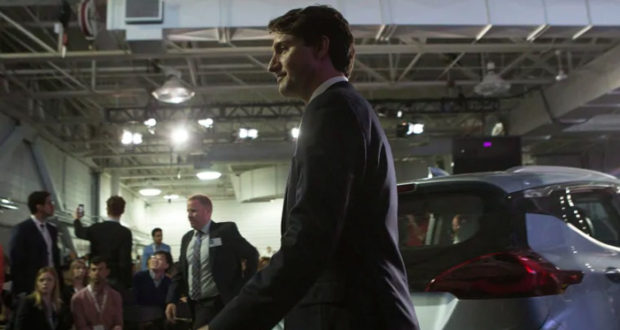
[398,166,620,330]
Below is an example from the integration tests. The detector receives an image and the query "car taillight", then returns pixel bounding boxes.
[425,250,583,299]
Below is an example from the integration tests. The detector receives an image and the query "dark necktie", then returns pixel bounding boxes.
[190,231,203,299]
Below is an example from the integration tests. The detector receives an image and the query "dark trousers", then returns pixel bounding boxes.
[188,296,223,330]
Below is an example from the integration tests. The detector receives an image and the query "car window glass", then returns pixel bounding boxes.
[526,186,620,247]
[398,193,483,247]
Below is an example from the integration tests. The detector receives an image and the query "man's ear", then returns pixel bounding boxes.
[314,35,330,59]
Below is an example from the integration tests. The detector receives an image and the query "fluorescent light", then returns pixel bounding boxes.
[239,128,248,139]
[290,127,300,139]
[198,118,214,128]
[121,130,133,145]
[139,188,162,196]
[572,25,592,40]
[475,24,492,41]
[408,123,424,135]
[526,24,548,42]
[163,194,179,200]
[171,127,189,144]
[132,133,143,144]
[151,76,195,104]
[248,128,258,139]
[196,170,222,181]
[144,118,157,127]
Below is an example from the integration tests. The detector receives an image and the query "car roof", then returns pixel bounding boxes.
[406,166,620,194]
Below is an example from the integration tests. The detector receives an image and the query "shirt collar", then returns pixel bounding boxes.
[105,216,120,223]
[30,215,46,227]
[308,75,348,103]
[196,220,211,236]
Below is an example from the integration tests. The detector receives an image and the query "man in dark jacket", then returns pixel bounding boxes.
[74,196,132,290]
[205,5,419,330]
[165,194,258,329]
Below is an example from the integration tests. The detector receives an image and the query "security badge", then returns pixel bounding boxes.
[209,237,222,247]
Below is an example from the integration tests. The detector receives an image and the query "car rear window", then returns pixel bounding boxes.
[398,192,484,247]
[524,185,620,247]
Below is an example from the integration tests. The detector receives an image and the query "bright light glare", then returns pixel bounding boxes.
[198,118,214,128]
[239,128,248,139]
[396,111,403,118]
[171,128,189,144]
[132,133,143,144]
[121,130,133,145]
[407,123,424,135]
[248,128,258,139]
[291,127,300,139]
[139,188,162,196]
[163,194,179,200]
[144,118,157,127]
[196,171,222,181]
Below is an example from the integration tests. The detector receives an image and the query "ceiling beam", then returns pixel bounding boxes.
[0,43,610,62]
[509,43,620,135]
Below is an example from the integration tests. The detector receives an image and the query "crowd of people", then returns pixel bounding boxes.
[2,5,421,330]
[2,191,262,330]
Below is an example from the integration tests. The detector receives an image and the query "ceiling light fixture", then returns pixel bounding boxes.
[171,127,189,144]
[121,130,133,145]
[198,118,214,128]
[572,25,592,40]
[474,62,511,96]
[475,24,492,41]
[139,188,162,196]
[163,194,179,200]
[152,67,195,104]
[555,50,568,81]
[196,170,222,181]
[290,127,300,139]
[526,24,548,42]
[132,133,143,144]
[0,197,18,210]
[144,118,157,127]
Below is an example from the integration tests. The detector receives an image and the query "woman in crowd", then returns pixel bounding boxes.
[14,267,70,330]
[62,258,88,304]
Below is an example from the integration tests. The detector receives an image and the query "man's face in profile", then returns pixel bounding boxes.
[268,32,317,99]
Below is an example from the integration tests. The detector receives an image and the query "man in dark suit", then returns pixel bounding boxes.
[74,195,133,290]
[165,194,258,329]
[206,5,419,330]
[9,191,62,299]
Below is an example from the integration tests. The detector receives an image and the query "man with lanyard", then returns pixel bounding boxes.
[141,228,172,271]
[71,256,123,330]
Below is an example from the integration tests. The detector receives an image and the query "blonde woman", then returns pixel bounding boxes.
[14,267,70,330]
[62,258,88,304]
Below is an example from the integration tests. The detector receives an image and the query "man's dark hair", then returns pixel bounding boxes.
[106,195,125,217]
[89,255,108,268]
[268,5,355,77]
[153,250,173,271]
[151,227,162,237]
[28,191,50,214]
[188,194,213,212]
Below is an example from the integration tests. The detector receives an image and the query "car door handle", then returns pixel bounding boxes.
[605,267,620,283]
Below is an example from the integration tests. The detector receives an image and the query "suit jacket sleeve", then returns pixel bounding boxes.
[230,224,258,280]
[209,94,364,330]
[166,233,189,304]
[73,219,89,240]
[14,296,35,330]
[119,229,133,287]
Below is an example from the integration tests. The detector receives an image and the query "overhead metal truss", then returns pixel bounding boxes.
[104,98,500,124]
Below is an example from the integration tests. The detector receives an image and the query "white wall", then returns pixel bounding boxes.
[144,198,283,260]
